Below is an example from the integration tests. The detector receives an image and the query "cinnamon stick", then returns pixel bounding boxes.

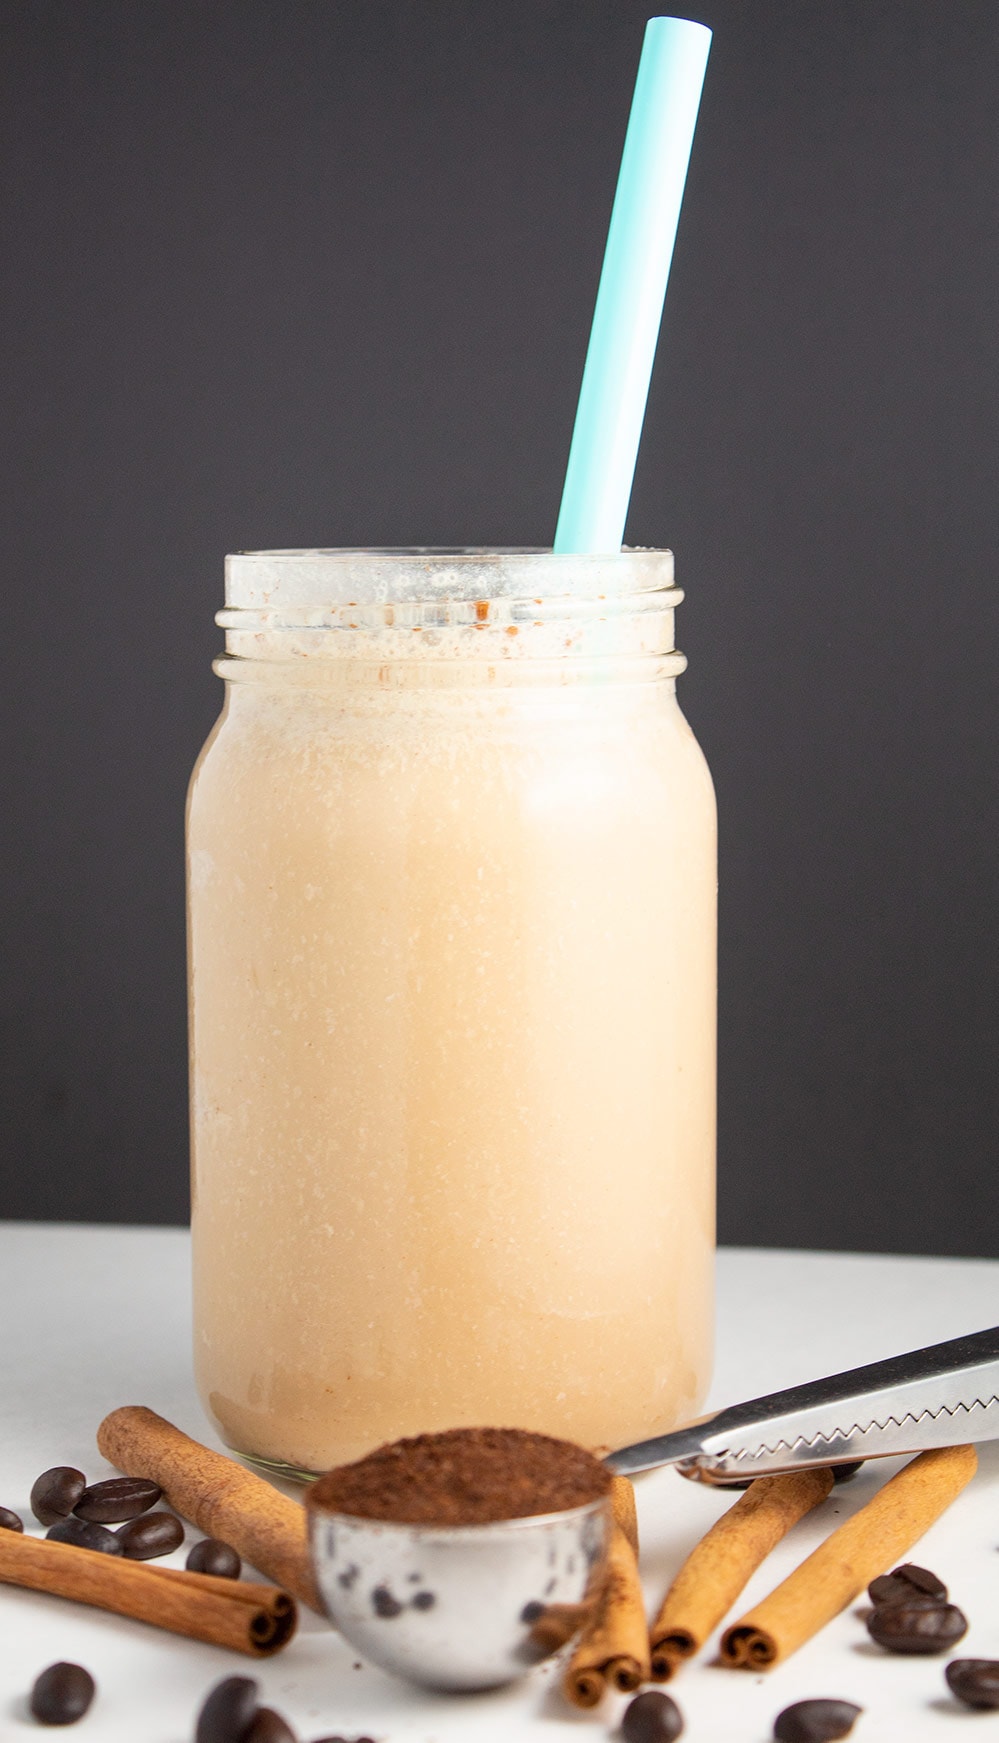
[720,1444,978,1669]
[0,1529,296,1655]
[611,1473,639,1557]
[650,1466,833,1678]
[534,1477,641,1677]
[97,1406,321,1612]
[563,1521,650,1708]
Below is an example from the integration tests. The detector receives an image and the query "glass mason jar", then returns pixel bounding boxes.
[187,548,716,1477]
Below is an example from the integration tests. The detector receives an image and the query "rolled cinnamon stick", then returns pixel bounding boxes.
[0,1529,296,1655]
[611,1473,639,1557]
[650,1466,833,1678]
[97,1406,321,1612]
[720,1444,978,1669]
[535,1477,640,1678]
[520,1488,635,1661]
[563,1522,650,1708]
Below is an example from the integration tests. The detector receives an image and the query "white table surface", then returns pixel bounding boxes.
[2,1225,998,1742]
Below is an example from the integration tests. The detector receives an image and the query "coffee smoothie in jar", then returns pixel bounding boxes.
[187,546,715,1476]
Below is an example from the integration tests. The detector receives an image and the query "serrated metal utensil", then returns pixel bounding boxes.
[305,1324,999,1691]
[607,1324,999,1484]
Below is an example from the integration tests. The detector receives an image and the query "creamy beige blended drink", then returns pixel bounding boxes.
[188,548,715,1474]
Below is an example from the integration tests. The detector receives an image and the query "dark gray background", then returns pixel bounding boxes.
[2,1,996,1252]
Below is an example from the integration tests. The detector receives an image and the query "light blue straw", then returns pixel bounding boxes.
[554,17,711,554]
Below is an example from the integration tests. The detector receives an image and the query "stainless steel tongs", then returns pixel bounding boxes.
[607,1324,999,1484]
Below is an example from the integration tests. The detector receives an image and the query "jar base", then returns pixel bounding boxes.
[235,1447,323,1485]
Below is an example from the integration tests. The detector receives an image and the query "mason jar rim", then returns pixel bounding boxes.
[225,546,675,610]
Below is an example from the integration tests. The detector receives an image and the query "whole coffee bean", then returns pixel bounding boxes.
[30,1467,86,1527]
[621,1689,684,1743]
[29,1661,96,1725]
[244,1709,297,1743]
[868,1562,947,1605]
[187,1537,242,1579]
[867,1599,967,1654]
[774,1698,863,1743]
[116,1510,184,1559]
[0,1506,24,1531]
[73,1476,161,1523]
[871,1591,947,1616]
[195,1675,259,1743]
[831,1461,863,1483]
[46,1516,122,1555]
[946,1659,999,1709]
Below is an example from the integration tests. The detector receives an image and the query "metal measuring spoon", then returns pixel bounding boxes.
[306,1487,609,1692]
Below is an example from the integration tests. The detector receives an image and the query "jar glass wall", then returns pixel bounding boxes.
[187,549,716,1476]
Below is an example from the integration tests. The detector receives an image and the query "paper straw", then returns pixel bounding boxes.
[554,17,711,554]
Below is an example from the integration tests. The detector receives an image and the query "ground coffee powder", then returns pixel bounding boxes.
[311,1427,612,1525]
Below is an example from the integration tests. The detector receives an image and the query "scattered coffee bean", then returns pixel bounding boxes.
[195,1676,259,1743]
[867,1599,967,1654]
[0,1505,24,1531]
[115,1510,184,1559]
[244,1709,297,1743]
[46,1516,122,1555]
[187,1537,242,1579]
[868,1562,947,1605]
[946,1659,999,1710]
[830,1461,863,1483]
[773,1698,862,1743]
[29,1661,96,1726]
[30,1468,86,1527]
[621,1689,684,1743]
[73,1476,161,1523]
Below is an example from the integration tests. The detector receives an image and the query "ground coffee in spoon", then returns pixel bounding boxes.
[311,1427,611,1525]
